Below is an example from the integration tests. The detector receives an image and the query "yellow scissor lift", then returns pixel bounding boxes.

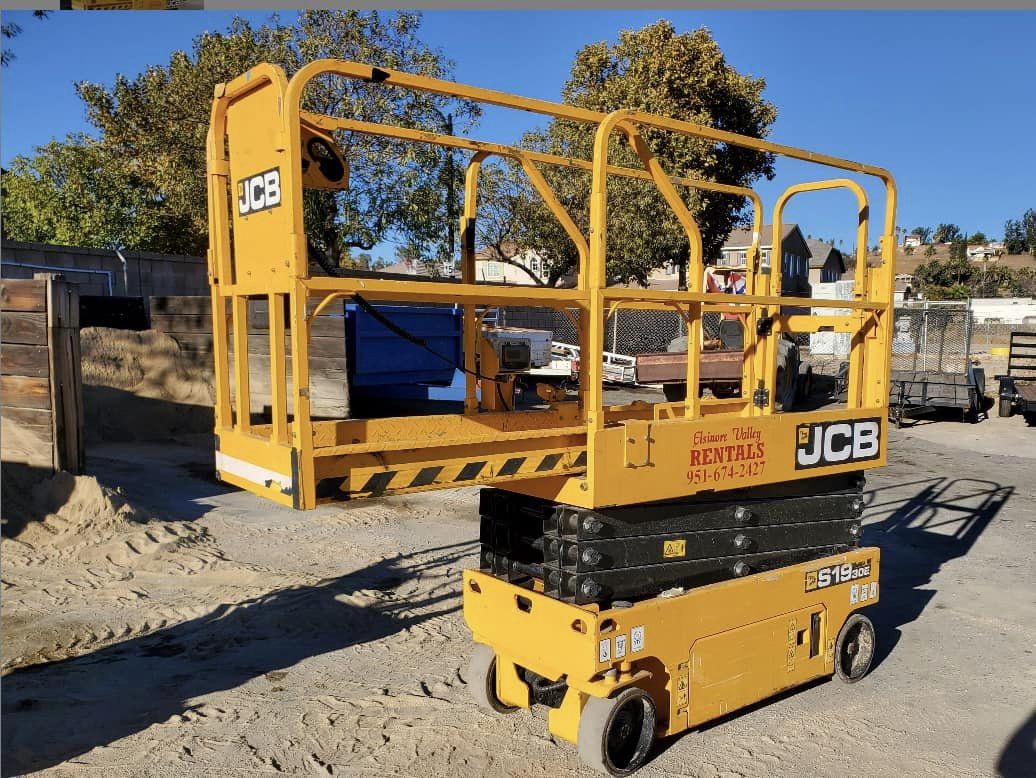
[207,60,895,775]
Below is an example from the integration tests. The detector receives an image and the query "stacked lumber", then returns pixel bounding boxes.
[1,277,84,472]
[149,296,349,419]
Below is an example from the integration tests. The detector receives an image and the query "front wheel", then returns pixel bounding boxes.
[834,613,876,684]
[578,687,656,776]
[466,644,517,714]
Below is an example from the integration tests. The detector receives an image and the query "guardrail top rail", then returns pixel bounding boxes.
[206,59,897,510]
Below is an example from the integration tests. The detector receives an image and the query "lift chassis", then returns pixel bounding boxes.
[207,60,896,774]
[465,547,878,774]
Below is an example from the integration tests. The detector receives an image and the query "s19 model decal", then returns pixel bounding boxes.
[795,418,881,470]
[237,168,281,216]
[804,558,872,592]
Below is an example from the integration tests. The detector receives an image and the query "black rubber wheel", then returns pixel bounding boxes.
[578,687,656,776]
[797,364,814,402]
[998,397,1014,418]
[774,367,788,411]
[662,383,687,403]
[834,613,876,684]
[466,644,517,714]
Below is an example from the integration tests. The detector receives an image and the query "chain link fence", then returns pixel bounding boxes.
[971,320,1036,353]
[497,301,1035,380]
[891,301,972,374]
[498,307,728,355]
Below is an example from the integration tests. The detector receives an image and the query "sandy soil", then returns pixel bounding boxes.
[2,420,1034,777]
[79,327,215,443]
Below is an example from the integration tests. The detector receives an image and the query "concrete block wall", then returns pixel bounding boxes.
[0,241,208,301]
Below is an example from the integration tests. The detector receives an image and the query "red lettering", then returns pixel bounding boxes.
[702,448,714,465]
[690,450,702,466]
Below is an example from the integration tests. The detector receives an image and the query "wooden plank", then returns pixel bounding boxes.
[0,375,51,409]
[1,416,53,469]
[150,296,212,315]
[150,313,214,335]
[247,352,349,418]
[46,277,79,329]
[250,311,346,338]
[1,311,48,345]
[0,343,50,378]
[247,333,345,360]
[0,279,47,312]
[1,405,54,439]
[48,279,84,473]
[167,333,215,353]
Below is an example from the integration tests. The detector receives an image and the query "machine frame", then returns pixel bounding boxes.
[206,60,896,511]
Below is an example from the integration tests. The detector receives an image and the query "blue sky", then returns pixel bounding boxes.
[2,9,1034,260]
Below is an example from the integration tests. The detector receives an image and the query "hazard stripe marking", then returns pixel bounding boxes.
[410,466,444,488]
[498,457,526,477]
[574,451,587,468]
[362,471,396,495]
[537,453,562,471]
[455,461,487,482]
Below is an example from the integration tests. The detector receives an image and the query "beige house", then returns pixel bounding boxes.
[474,247,549,285]
[804,238,847,285]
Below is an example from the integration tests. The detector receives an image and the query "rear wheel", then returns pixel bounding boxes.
[834,613,876,684]
[662,383,687,403]
[578,687,656,776]
[467,644,517,714]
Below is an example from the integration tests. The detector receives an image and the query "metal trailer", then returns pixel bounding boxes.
[206,60,896,774]
[888,367,986,427]
[886,300,986,426]
[996,331,1036,424]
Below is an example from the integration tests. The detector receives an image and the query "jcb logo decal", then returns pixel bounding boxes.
[795,418,881,470]
[237,168,281,216]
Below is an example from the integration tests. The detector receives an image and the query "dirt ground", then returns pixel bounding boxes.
[2,414,1035,777]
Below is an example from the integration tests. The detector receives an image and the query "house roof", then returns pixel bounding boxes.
[805,238,844,270]
[721,223,801,251]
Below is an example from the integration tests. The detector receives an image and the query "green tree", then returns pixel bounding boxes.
[933,223,963,244]
[911,226,932,244]
[496,21,777,287]
[948,238,968,261]
[2,137,192,252]
[967,231,988,245]
[924,243,937,258]
[1,11,478,264]
[1004,218,1026,254]
[1023,208,1036,256]
[915,256,973,290]
[1,11,49,67]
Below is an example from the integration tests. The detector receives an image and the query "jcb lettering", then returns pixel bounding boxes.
[795,418,881,470]
[237,168,281,216]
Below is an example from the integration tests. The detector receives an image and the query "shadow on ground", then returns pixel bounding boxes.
[0,541,475,777]
[998,708,1036,778]
[861,476,1013,669]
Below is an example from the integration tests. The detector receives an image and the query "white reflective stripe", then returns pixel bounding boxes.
[215,451,293,492]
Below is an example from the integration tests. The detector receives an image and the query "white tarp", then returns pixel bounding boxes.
[810,280,854,355]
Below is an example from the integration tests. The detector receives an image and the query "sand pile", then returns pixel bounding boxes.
[12,470,146,547]
[80,327,215,442]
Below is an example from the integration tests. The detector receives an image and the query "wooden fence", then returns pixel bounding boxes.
[1,276,84,472]
[149,296,349,419]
